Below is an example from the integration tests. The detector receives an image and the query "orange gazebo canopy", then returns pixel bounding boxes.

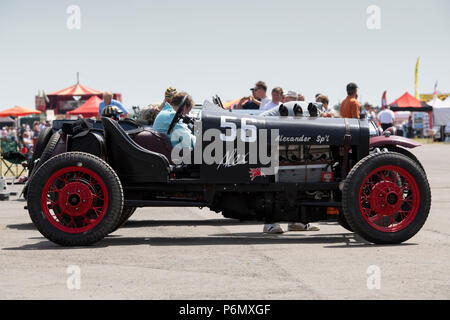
[0,106,41,117]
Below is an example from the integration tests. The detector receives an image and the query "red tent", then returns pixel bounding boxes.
[388,92,433,127]
[0,106,41,117]
[37,82,122,115]
[389,92,432,111]
[67,96,102,118]
[48,83,102,96]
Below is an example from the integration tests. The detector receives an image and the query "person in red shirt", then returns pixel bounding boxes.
[340,83,360,119]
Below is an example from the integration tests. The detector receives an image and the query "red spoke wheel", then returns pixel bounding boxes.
[343,152,430,244]
[27,152,123,246]
[359,166,419,233]
[41,167,109,233]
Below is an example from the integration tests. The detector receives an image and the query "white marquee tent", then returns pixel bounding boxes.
[429,98,450,126]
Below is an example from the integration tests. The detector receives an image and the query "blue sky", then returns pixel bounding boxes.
[0,0,449,110]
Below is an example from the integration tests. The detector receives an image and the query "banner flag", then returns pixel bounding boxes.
[415,57,420,99]
[432,81,438,105]
[381,91,387,110]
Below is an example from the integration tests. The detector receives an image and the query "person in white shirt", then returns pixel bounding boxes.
[378,106,396,131]
[236,81,270,110]
[261,87,284,111]
[262,86,321,234]
[250,81,271,110]
[317,94,338,118]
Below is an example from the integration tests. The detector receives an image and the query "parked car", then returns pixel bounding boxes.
[24,101,431,246]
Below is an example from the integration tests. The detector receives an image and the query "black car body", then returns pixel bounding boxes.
[25,102,431,246]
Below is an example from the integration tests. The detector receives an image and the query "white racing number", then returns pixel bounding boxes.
[241,118,257,143]
[220,116,237,142]
[220,116,258,143]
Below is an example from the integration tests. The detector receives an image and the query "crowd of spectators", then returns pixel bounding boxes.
[233,81,412,134]
[1,121,51,153]
[135,81,401,131]
[235,81,335,117]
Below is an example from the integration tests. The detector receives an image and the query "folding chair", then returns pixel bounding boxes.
[0,140,27,179]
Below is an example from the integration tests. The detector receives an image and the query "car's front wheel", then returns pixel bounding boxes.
[342,152,431,244]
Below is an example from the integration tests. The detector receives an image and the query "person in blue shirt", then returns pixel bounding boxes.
[153,92,196,150]
[98,92,128,118]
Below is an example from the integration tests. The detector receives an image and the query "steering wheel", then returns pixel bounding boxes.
[213,95,225,109]
[167,96,188,135]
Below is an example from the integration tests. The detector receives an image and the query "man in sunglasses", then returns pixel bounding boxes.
[235,81,271,110]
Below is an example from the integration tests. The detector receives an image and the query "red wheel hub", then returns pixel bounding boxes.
[41,166,109,233]
[359,165,420,233]
[58,182,93,217]
[369,181,403,215]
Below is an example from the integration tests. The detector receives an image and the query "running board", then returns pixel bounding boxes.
[124,200,208,208]
[298,201,342,207]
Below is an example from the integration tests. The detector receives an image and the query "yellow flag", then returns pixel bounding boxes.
[415,57,419,99]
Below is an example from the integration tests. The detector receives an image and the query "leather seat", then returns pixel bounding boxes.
[102,117,170,184]
[130,129,173,164]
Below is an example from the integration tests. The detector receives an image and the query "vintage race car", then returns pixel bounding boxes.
[25,101,431,246]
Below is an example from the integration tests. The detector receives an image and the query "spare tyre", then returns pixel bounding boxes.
[23,132,62,200]
[28,127,53,174]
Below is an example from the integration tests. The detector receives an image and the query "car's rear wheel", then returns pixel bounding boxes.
[27,152,123,246]
[342,152,430,244]
[110,206,137,232]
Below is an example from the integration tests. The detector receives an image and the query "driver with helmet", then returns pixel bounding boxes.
[152,92,196,150]
[101,105,124,121]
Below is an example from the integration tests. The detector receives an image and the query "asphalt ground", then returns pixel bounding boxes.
[0,144,449,299]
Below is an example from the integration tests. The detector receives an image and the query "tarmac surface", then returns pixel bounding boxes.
[1,144,449,299]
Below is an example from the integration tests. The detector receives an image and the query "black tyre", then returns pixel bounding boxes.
[27,152,123,246]
[21,180,30,200]
[342,152,431,244]
[33,132,61,173]
[384,146,425,173]
[337,209,353,232]
[111,206,137,233]
[29,127,53,174]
